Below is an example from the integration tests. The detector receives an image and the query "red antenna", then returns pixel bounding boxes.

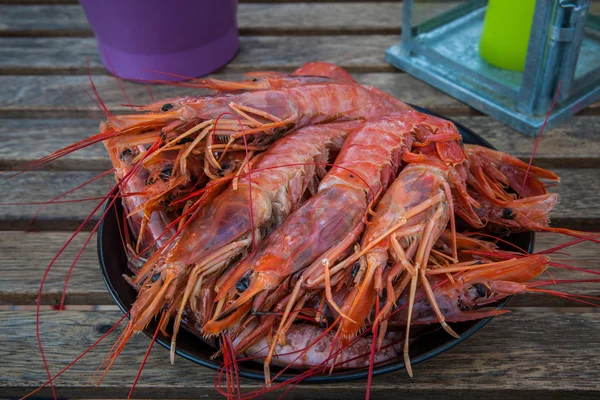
[519,81,562,198]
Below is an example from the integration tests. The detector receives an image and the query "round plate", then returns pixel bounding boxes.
[98,107,535,382]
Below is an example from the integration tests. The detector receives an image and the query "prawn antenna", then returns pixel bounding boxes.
[519,81,561,198]
[34,139,161,400]
[101,47,135,112]
[1,129,119,180]
[19,311,129,400]
[127,313,165,399]
[26,168,115,231]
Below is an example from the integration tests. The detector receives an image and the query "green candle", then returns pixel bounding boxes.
[479,0,537,71]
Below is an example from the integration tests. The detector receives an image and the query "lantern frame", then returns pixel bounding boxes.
[386,0,599,136]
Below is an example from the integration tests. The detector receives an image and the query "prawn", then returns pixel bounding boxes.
[103,77,403,176]
[105,120,364,369]
[203,113,465,385]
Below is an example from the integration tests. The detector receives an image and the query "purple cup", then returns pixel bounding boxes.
[79,0,239,81]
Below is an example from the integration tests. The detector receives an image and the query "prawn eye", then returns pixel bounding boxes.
[472,283,489,298]
[161,103,173,112]
[236,276,250,292]
[120,148,133,160]
[163,194,175,211]
[160,166,173,180]
[177,137,194,145]
[217,163,232,177]
[351,262,361,278]
[151,273,161,283]
[503,208,514,220]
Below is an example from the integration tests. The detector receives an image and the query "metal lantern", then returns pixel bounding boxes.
[386,0,600,136]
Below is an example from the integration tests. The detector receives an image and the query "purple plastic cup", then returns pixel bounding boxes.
[79,0,238,81]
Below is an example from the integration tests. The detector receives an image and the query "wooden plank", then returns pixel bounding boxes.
[2,74,598,119]
[0,119,110,171]
[1,309,599,398]
[0,35,400,74]
[0,171,112,230]
[226,3,404,35]
[0,231,106,305]
[3,116,600,171]
[0,168,598,230]
[550,168,600,230]
[0,4,91,36]
[1,231,598,306]
[0,3,405,36]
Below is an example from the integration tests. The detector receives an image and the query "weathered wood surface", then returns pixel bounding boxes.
[1,168,597,230]
[2,231,598,306]
[1,0,599,398]
[2,310,599,398]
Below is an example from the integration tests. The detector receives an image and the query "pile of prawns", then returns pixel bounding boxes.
[17,62,600,399]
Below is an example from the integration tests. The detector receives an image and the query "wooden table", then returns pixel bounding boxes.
[1,1,599,398]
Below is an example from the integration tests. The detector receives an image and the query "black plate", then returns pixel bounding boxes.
[98,107,535,382]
